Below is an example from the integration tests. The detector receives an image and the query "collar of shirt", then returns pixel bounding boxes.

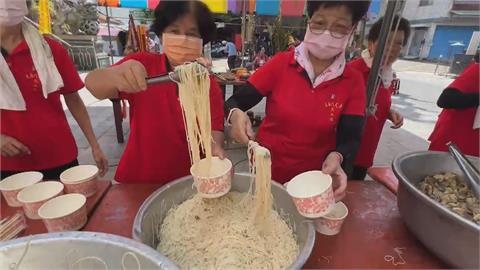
[294,42,346,88]
[361,49,394,88]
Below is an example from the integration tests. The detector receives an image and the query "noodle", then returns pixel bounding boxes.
[157,141,299,269]
[176,63,212,175]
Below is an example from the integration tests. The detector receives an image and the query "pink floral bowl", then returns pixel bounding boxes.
[286,170,335,219]
[38,193,87,232]
[17,181,64,220]
[0,171,43,207]
[190,157,233,198]
[315,201,349,236]
[60,165,98,198]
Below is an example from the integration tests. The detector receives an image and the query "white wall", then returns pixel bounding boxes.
[402,0,453,21]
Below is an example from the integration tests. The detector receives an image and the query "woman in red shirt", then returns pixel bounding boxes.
[347,16,410,180]
[0,0,108,180]
[429,62,479,156]
[85,1,225,184]
[226,0,371,200]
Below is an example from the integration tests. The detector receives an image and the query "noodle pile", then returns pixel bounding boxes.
[176,62,212,173]
[157,192,299,269]
[157,141,299,269]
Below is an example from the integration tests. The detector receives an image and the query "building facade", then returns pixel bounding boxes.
[379,0,479,61]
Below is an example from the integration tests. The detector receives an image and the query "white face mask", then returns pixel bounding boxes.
[0,0,28,27]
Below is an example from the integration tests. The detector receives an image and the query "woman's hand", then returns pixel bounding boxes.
[388,109,404,129]
[322,152,347,201]
[212,131,226,159]
[91,145,108,177]
[1,135,30,157]
[195,57,212,71]
[228,109,255,144]
[110,60,148,93]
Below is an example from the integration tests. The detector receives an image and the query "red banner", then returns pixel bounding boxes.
[281,0,305,17]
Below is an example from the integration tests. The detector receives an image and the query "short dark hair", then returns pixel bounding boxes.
[150,0,216,44]
[306,0,371,25]
[368,16,411,45]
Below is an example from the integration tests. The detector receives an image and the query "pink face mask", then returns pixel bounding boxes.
[162,33,203,66]
[303,25,351,60]
[0,0,27,27]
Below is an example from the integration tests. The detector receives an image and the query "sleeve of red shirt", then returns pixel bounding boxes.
[46,38,84,95]
[209,77,224,131]
[448,63,479,94]
[247,52,289,96]
[342,68,367,116]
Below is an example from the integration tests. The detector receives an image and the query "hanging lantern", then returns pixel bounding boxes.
[38,0,52,34]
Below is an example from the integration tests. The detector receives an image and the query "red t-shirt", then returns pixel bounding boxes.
[1,38,83,171]
[114,52,224,184]
[348,58,393,168]
[429,63,479,156]
[249,51,366,183]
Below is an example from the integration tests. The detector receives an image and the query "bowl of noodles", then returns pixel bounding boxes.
[132,173,316,269]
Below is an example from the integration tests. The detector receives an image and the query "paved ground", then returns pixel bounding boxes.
[66,59,452,180]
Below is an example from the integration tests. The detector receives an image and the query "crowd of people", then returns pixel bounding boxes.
[1,0,478,198]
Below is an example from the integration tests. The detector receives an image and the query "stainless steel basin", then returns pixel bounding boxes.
[0,231,177,269]
[393,151,480,269]
[132,173,316,270]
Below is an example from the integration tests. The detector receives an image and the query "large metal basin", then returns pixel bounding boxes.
[393,151,480,269]
[133,173,316,269]
[0,231,177,269]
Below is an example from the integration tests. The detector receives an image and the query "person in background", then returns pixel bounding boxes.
[347,16,410,180]
[429,60,479,157]
[0,0,108,179]
[253,47,268,69]
[85,0,225,184]
[225,0,371,200]
[225,37,237,70]
[117,30,127,56]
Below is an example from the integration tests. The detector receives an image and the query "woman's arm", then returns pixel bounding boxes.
[224,82,264,115]
[64,92,108,176]
[335,115,365,163]
[85,60,148,100]
[437,88,479,109]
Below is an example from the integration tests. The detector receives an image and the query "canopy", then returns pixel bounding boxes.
[98,0,306,16]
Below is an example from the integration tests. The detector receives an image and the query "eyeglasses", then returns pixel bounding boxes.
[308,21,353,39]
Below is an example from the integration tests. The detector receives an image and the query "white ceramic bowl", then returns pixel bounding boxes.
[315,201,349,236]
[60,165,98,197]
[17,181,64,219]
[190,157,233,198]
[0,171,43,207]
[286,170,335,218]
[38,193,87,232]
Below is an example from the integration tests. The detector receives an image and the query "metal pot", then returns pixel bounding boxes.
[393,151,480,269]
[0,231,177,269]
[132,173,316,270]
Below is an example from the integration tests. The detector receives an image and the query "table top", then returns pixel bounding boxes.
[215,77,247,86]
[1,180,111,236]
[84,181,446,269]
[368,166,399,194]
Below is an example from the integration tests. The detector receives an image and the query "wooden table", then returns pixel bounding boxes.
[368,166,400,194]
[1,181,111,236]
[84,181,446,269]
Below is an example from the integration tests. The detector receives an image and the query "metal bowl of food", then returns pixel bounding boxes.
[393,151,480,269]
[132,173,316,270]
[0,231,177,269]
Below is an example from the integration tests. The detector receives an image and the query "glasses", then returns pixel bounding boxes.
[308,21,352,39]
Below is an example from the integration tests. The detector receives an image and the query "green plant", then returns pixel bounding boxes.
[266,16,291,54]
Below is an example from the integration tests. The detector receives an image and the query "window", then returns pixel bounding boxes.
[419,0,433,6]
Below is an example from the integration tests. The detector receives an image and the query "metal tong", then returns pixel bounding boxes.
[447,142,480,198]
[146,61,213,86]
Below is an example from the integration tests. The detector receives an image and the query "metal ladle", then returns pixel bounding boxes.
[447,142,480,198]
